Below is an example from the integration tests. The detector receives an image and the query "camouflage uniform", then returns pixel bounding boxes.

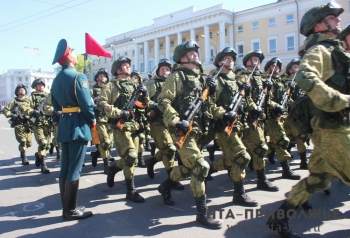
[3,85,32,165]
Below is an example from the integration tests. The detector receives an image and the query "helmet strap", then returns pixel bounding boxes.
[319,18,341,35]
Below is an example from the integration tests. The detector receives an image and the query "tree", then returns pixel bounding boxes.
[53,54,91,73]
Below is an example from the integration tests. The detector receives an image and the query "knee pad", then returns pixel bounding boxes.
[20,139,26,148]
[253,142,268,158]
[164,144,177,159]
[139,133,146,145]
[39,139,48,150]
[125,149,138,167]
[26,141,32,147]
[305,173,331,193]
[102,138,112,151]
[277,135,290,150]
[233,151,251,170]
[191,158,209,182]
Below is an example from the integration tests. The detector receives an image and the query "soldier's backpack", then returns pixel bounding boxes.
[289,95,316,134]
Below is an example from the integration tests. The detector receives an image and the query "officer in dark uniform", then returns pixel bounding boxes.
[51,39,95,221]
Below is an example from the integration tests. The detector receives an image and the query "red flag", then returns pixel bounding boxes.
[85,33,111,58]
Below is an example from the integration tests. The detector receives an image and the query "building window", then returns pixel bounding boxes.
[269,39,277,54]
[182,38,186,43]
[237,25,243,33]
[287,36,295,51]
[170,40,174,47]
[25,77,28,81]
[18,77,22,81]
[286,14,294,23]
[251,39,260,51]
[225,29,228,35]
[132,64,135,71]
[170,52,174,63]
[237,44,244,58]
[149,46,153,52]
[149,60,155,72]
[268,18,276,27]
[195,35,199,42]
[210,49,214,62]
[132,50,135,56]
[159,43,164,50]
[125,52,127,56]
[140,62,144,72]
[140,48,144,54]
[252,21,259,30]
[209,32,213,39]
[104,58,107,63]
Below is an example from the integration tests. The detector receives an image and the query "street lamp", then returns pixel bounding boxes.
[201,32,219,60]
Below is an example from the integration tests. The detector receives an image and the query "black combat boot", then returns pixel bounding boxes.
[194,195,222,229]
[299,152,308,170]
[266,200,301,238]
[137,152,146,168]
[306,138,310,146]
[150,142,156,156]
[20,151,29,165]
[266,151,276,164]
[64,180,93,221]
[256,168,279,191]
[107,164,122,188]
[287,143,295,158]
[40,156,50,174]
[166,169,184,190]
[207,139,220,162]
[158,177,176,205]
[145,138,152,151]
[49,143,54,155]
[324,189,331,195]
[56,147,61,160]
[146,157,158,178]
[280,161,301,180]
[125,177,145,203]
[35,152,41,167]
[206,164,217,181]
[90,149,100,167]
[59,178,66,219]
[233,180,258,207]
[103,158,110,175]
[301,200,312,210]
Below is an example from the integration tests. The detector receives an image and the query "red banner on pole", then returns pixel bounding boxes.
[85,33,111,58]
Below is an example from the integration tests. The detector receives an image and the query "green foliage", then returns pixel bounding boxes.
[53,54,91,74]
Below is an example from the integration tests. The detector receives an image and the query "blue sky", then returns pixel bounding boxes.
[0,0,276,72]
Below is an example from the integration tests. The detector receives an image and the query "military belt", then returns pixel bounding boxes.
[62,107,80,113]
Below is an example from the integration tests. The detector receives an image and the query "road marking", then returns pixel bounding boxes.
[23,202,45,212]
[166,206,184,211]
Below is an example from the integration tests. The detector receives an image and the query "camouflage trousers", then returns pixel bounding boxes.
[52,125,61,149]
[242,120,268,171]
[213,131,251,182]
[265,118,290,162]
[33,125,51,157]
[112,121,139,179]
[150,122,175,170]
[170,131,209,197]
[287,127,350,206]
[15,125,32,153]
[283,116,307,153]
[97,121,113,158]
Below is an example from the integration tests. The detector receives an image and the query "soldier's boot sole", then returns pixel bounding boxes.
[257,180,279,191]
[126,191,145,203]
[232,193,258,207]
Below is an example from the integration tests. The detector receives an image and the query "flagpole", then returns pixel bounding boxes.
[83,53,87,75]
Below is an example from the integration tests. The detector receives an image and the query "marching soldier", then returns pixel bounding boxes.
[90,68,113,174]
[264,57,300,180]
[98,56,148,203]
[156,40,224,229]
[267,2,350,237]
[21,78,51,174]
[145,59,184,190]
[3,84,32,165]
[239,50,279,191]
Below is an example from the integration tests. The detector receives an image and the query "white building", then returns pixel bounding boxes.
[0,68,56,106]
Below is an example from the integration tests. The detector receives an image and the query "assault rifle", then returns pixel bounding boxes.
[251,63,277,127]
[29,95,47,124]
[224,63,258,137]
[148,66,158,80]
[275,69,298,121]
[175,59,228,149]
[8,106,23,128]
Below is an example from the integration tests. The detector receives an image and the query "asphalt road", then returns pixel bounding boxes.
[0,114,349,238]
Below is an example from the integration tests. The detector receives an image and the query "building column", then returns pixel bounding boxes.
[229,24,234,47]
[204,25,211,64]
[219,21,226,51]
[165,35,170,60]
[134,44,139,71]
[144,41,149,73]
[190,29,195,41]
[154,38,159,65]
[177,32,182,45]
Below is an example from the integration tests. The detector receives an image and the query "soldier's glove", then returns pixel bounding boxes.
[275,105,284,116]
[263,80,273,91]
[223,110,237,125]
[175,120,190,134]
[53,111,62,118]
[11,114,18,121]
[288,82,295,94]
[137,84,148,96]
[206,77,218,96]
[239,82,251,97]
[151,103,160,113]
[120,110,130,120]
[32,110,40,116]
[250,106,262,119]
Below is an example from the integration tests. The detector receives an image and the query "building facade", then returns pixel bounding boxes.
[0,68,55,106]
[87,0,350,81]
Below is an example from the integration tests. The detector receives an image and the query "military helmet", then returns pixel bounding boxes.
[173,40,200,63]
[264,57,282,72]
[285,58,300,76]
[94,68,109,83]
[31,78,46,89]
[111,56,131,76]
[234,66,247,75]
[337,25,350,41]
[130,70,143,83]
[213,47,237,68]
[14,84,27,96]
[300,2,344,37]
[242,50,265,67]
[156,58,173,77]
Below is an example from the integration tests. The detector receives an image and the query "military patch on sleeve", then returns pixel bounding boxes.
[82,81,88,88]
